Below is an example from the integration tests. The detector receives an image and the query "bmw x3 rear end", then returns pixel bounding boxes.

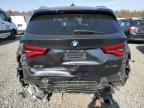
[17,6,131,99]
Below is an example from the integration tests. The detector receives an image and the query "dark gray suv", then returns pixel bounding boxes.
[17,6,131,100]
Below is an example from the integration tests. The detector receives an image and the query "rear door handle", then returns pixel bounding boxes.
[1,22,4,24]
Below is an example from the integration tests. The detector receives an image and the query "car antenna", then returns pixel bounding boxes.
[71,3,75,6]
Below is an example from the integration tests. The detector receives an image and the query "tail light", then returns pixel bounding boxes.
[23,44,47,58]
[128,26,138,32]
[102,43,125,57]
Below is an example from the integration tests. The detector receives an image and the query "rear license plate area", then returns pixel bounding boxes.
[139,30,144,33]
[64,50,86,61]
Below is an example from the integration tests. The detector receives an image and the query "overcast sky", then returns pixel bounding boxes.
[0,0,144,11]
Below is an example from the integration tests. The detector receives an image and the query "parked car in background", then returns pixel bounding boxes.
[118,18,144,41]
[17,6,131,101]
[11,16,27,34]
[0,9,17,39]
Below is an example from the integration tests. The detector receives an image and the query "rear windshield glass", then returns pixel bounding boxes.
[133,20,144,27]
[26,14,120,35]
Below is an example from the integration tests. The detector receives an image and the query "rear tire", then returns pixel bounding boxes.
[17,63,27,87]
[111,58,130,87]
[123,60,130,84]
[8,30,16,40]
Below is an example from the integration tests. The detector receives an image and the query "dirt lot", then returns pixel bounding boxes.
[0,36,144,108]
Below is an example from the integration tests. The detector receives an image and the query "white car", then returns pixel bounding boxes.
[11,16,27,34]
[0,9,17,39]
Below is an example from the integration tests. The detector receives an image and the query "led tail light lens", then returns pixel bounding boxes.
[128,26,138,32]
[102,43,125,56]
[24,44,47,58]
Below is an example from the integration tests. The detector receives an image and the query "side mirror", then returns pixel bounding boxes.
[6,17,12,22]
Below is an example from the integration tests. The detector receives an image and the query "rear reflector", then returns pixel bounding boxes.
[102,43,125,56]
[23,44,47,58]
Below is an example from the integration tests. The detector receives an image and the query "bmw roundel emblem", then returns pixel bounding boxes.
[71,40,79,47]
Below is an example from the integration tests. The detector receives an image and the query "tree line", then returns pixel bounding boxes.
[115,9,144,18]
[5,9,144,18]
[5,10,32,16]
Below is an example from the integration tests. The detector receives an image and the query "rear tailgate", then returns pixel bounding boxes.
[21,10,126,78]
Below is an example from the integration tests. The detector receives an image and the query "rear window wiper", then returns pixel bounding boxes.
[73,30,95,35]
[73,30,105,35]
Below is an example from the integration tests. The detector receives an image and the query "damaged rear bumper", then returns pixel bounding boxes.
[20,66,124,94]
[18,57,127,94]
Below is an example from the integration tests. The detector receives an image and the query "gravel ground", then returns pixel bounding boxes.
[0,36,144,108]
